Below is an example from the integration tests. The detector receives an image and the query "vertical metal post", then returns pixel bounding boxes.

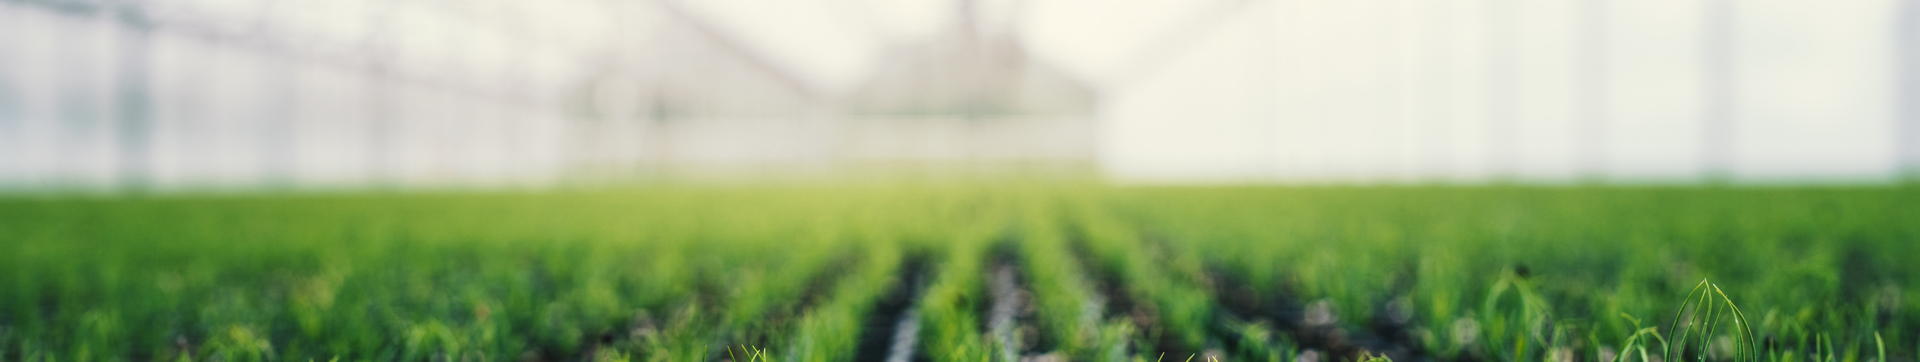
[1898,0,1920,179]
[113,5,153,190]
[1575,0,1610,180]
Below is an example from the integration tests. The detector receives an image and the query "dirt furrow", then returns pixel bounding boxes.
[1131,227,1432,362]
[855,255,930,362]
[1205,265,1437,362]
[985,243,1049,361]
[1061,224,1178,358]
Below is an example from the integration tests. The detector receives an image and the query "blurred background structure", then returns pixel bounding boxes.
[0,0,1916,189]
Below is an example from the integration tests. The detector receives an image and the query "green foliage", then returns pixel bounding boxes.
[0,185,1914,361]
[917,213,999,362]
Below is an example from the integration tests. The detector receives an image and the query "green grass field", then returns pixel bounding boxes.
[2,185,1916,361]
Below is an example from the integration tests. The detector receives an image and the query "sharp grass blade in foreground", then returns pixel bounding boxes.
[1613,313,1669,362]
[1665,279,1757,362]
[0,186,1915,360]
[1875,331,1885,362]
[1357,352,1393,362]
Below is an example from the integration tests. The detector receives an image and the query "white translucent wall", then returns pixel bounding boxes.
[3,0,1915,188]
[1100,0,1907,183]
[0,0,621,190]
